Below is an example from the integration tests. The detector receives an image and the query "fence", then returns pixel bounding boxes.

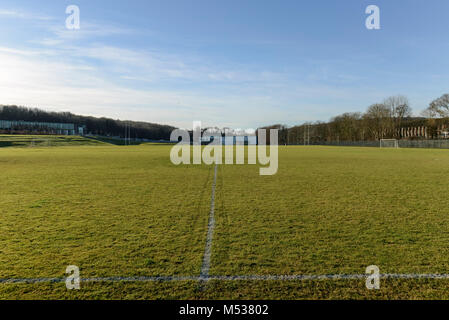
[306,140,449,149]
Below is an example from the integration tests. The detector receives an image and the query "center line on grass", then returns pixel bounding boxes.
[200,164,218,281]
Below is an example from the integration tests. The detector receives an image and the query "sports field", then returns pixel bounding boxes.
[2,141,449,299]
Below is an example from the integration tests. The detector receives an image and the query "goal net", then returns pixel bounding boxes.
[380,139,399,148]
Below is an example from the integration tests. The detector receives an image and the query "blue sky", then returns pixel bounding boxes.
[0,0,448,128]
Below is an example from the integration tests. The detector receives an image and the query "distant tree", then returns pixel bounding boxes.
[383,95,412,138]
[364,103,391,140]
[0,105,175,140]
[420,108,437,119]
[384,95,411,118]
[256,124,288,145]
[425,94,449,118]
[330,112,363,141]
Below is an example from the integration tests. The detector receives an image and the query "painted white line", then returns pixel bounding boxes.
[3,274,449,284]
[200,164,218,280]
[0,278,63,284]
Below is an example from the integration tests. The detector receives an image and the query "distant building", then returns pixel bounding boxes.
[186,127,258,145]
[222,135,257,145]
[0,120,85,135]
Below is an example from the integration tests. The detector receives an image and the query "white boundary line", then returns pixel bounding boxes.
[199,164,218,279]
[3,164,449,285]
[3,274,449,284]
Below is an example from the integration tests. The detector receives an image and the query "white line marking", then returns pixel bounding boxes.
[200,164,218,280]
[3,160,449,285]
[3,274,449,284]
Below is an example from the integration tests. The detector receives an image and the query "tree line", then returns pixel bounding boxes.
[0,105,175,140]
[262,94,449,145]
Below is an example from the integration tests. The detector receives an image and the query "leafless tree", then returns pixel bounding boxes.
[383,95,412,137]
[420,108,437,119]
[330,112,363,141]
[364,103,392,140]
[384,95,411,118]
[425,94,449,118]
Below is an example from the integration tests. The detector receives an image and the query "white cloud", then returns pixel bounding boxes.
[0,47,284,128]
[0,9,23,17]
[0,42,397,128]
[0,7,401,128]
[46,22,137,43]
[0,8,53,20]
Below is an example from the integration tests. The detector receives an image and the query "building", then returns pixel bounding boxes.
[222,135,257,145]
[0,120,84,135]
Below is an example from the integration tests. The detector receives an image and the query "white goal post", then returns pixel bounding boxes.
[380,139,399,148]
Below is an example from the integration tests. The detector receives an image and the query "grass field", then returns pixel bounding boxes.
[0,135,107,148]
[2,140,449,299]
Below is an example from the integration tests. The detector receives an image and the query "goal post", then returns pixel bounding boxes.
[380,139,399,148]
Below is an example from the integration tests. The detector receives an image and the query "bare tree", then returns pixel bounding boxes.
[383,95,412,137]
[384,95,411,118]
[364,103,391,140]
[425,94,449,118]
[420,108,437,119]
[330,112,363,141]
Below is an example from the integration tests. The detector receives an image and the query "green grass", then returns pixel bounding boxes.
[212,147,449,277]
[0,135,106,148]
[0,144,212,294]
[84,136,141,146]
[2,144,449,299]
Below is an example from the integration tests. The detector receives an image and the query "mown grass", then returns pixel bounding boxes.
[2,144,449,299]
[212,146,449,277]
[0,145,212,286]
[4,278,449,300]
[0,135,106,148]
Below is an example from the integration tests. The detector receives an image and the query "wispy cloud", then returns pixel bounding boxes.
[0,5,416,128]
[0,9,22,17]
[0,47,285,128]
[0,8,53,20]
[42,22,138,44]
[0,44,392,128]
